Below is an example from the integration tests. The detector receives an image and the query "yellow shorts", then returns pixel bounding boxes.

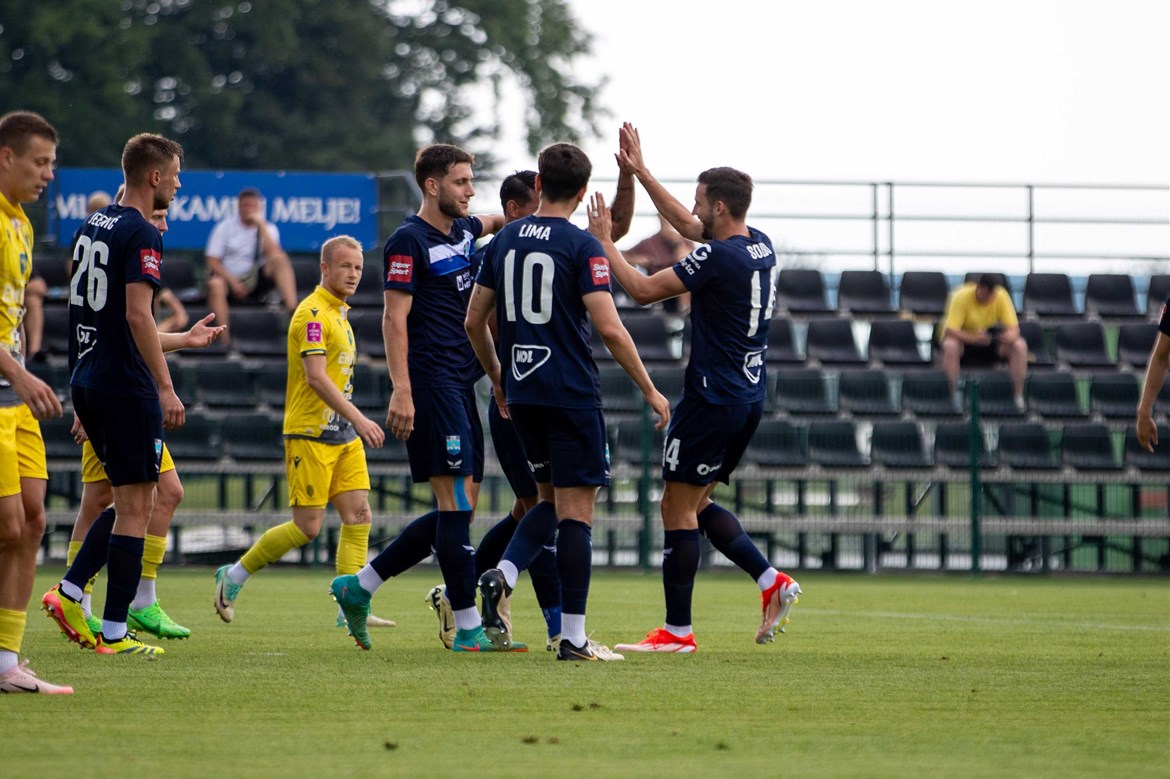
[0,405,48,498]
[285,437,370,508]
[81,440,175,484]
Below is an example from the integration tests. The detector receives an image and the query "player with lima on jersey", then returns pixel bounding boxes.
[466,142,670,661]
[593,123,801,654]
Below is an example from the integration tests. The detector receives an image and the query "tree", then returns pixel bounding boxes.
[0,0,603,172]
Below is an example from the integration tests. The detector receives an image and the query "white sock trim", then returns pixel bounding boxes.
[499,560,519,590]
[757,568,778,592]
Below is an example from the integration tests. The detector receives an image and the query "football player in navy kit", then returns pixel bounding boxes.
[466,142,670,661]
[1136,295,1170,453]
[591,124,802,654]
[42,133,186,656]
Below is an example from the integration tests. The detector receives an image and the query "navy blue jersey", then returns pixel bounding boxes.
[68,204,163,398]
[383,214,484,388]
[476,216,612,409]
[672,227,778,404]
[1159,294,1170,337]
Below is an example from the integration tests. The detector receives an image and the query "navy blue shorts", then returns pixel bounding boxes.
[661,396,764,485]
[72,385,163,486]
[509,404,609,488]
[405,385,484,484]
[488,400,537,499]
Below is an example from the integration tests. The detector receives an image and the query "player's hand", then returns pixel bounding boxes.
[186,313,227,349]
[160,387,185,430]
[587,192,612,241]
[355,416,385,449]
[386,387,414,440]
[1137,412,1159,452]
[70,412,88,444]
[974,332,993,347]
[617,122,646,177]
[645,388,672,431]
[615,123,636,176]
[491,381,509,420]
[15,370,62,421]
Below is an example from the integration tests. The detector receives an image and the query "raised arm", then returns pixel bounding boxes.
[586,193,688,307]
[617,122,705,243]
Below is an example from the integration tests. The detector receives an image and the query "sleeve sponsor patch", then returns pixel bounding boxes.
[589,256,611,287]
[139,248,162,279]
[306,322,323,343]
[386,254,413,284]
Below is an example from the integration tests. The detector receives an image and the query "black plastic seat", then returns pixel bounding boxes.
[1025,373,1085,418]
[33,255,71,296]
[967,372,1023,417]
[162,255,205,304]
[599,365,642,414]
[807,420,867,467]
[1061,424,1121,471]
[649,365,686,403]
[1017,321,1054,368]
[867,320,928,366]
[165,410,221,461]
[1023,273,1078,318]
[40,415,78,460]
[964,272,1012,296]
[871,421,932,468]
[350,362,386,413]
[898,271,949,317]
[291,259,321,297]
[776,269,833,314]
[901,370,960,417]
[997,423,1058,469]
[1117,322,1158,368]
[350,311,386,360]
[838,370,899,416]
[765,318,802,365]
[746,419,805,467]
[933,422,993,468]
[193,361,258,409]
[1089,373,1140,419]
[220,412,283,461]
[230,310,287,358]
[806,319,865,364]
[1124,428,1170,470]
[1146,274,1170,318]
[41,303,71,357]
[597,313,681,363]
[772,369,835,416]
[1084,274,1141,319]
[349,260,387,308]
[837,270,894,315]
[255,362,288,408]
[1055,322,1115,368]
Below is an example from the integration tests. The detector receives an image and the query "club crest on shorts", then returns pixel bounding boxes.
[446,435,461,456]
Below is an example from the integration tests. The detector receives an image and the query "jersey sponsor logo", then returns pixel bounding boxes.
[139,248,162,279]
[677,244,710,276]
[386,255,413,284]
[589,256,610,287]
[742,349,765,384]
[696,461,723,476]
[75,324,97,360]
[511,344,552,381]
[306,322,323,343]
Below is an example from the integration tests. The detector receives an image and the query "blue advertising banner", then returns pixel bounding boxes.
[50,169,378,253]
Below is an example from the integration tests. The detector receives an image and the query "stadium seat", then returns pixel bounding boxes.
[32,256,70,302]
[933,421,993,468]
[870,421,932,469]
[1022,273,1078,318]
[967,372,1023,417]
[350,362,386,413]
[365,435,410,465]
[838,370,899,417]
[255,362,288,408]
[776,269,833,314]
[230,309,287,358]
[997,423,1058,469]
[40,415,77,460]
[1117,322,1158,368]
[745,419,805,467]
[595,313,682,363]
[837,270,895,315]
[220,411,283,461]
[807,420,867,467]
[1089,373,1139,419]
[963,272,1012,296]
[898,271,949,317]
[40,303,71,357]
[649,365,686,403]
[1025,373,1086,419]
[1061,424,1121,471]
[901,370,961,417]
[773,369,835,416]
[178,308,229,357]
[806,319,865,364]
[1055,322,1115,368]
[1084,274,1141,319]
[350,311,386,360]
[1017,321,1054,368]
[1146,274,1170,318]
[193,361,258,408]
[163,255,206,304]
[867,320,928,366]
[165,410,221,462]
[614,418,664,467]
[291,259,320,296]
[348,259,387,308]
[1124,428,1170,471]
[765,318,803,365]
[599,365,642,414]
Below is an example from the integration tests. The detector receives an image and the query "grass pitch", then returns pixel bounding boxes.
[9,567,1169,778]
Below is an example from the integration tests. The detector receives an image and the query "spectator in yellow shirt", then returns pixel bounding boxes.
[940,274,1027,409]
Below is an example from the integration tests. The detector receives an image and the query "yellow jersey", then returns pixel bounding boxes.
[283,285,358,443]
[0,190,34,407]
[941,283,1018,337]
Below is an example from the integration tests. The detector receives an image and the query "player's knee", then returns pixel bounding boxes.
[941,336,961,359]
[0,510,22,546]
[156,479,184,512]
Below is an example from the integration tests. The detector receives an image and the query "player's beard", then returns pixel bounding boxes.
[438,190,467,220]
[153,191,172,211]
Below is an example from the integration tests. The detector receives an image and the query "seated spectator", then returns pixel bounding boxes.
[940,273,1027,408]
[624,214,695,312]
[204,187,296,345]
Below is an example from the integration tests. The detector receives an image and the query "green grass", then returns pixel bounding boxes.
[9,568,1170,778]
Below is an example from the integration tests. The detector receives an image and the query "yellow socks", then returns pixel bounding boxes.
[336,523,371,576]
[141,534,167,580]
[0,608,26,655]
[240,521,311,575]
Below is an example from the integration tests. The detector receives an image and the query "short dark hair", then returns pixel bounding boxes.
[122,133,183,186]
[414,144,474,190]
[976,273,1002,290]
[537,143,591,203]
[697,167,753,219]
[499,170,537,211]
[238,187,262,200]
[0,111,58,155]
